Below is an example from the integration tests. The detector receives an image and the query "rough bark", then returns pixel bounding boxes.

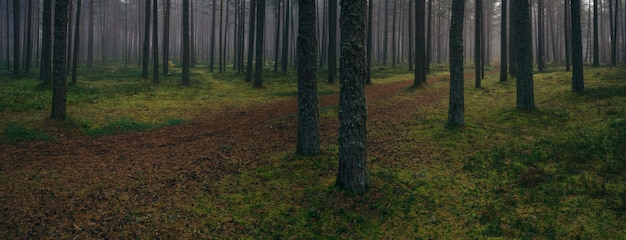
[328,0,337,83]
[447,0,465,127]
[72,0,82,85]
[571,0,584,92]
[337,0,370,193]
[52,0,69,120]
[515,0,535,110]
[142,0,151,78]
[414,0,426,87]
[500,0,508,82]
[183,0,191,86]
[296,0,320,156]
[253,0,265,88]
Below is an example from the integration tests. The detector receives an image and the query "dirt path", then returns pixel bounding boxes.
[0,75,451,238]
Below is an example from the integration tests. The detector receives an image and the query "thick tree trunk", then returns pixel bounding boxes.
[183,0,191,86]
[253,0,265,88]
[273,0,281,72]
[408,0,414,72]
[413,0,426,87]
[447,0,465,127]
[72,0,82,85]
[515,0,535,110]
[337,0,369,193]
[509,0,517,77]
[328,0,337,83]
[571,0,584,92]
[52,0,69,120]
[40,0,53,84]
[500,0,508,82]
[296,0,320,156]
[142,0,151,78]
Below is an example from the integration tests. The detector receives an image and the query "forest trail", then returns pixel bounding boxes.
[0,74,452,238]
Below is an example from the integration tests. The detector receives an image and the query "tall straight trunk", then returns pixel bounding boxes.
[593,0,599,66]
[88,0,93,67]
[222,0,229,72]
[273,0,281,72]
[426,0,432,73]
[253,0,265,88]
[66,0,73,72]
[210,0,217,71]
[281,0,290,73]
[24,0,33,74]
[447,0,465,127]
[218,0,223,72]
[6,0,9,73]
[183,0,190,85]
[328,0,337,83]
[611,0,618,66]
[571,0,584,92]
[142,0,151,78]
[13,0,20,76]
[509,0,517,77]
[52,0,69,120]
[296,0,320,156]
[72,0,82,85]
[152,0,158,83]
[500,0,508,82]
[163,0,170,75]
[475,0,482,88]
[391,0,397,67]
[515,0,535,110]
[366,0,373,83]
[408,0,414,71]
[337,0,369,193]
[41,0,52,84]
[246,0,256,81]
[383,0,388,65]
[191,0,196,67]
[413,0,426,87]
[537,0,545,70]
[565,0,571,71]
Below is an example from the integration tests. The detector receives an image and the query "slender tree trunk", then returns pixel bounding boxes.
[246,0,256,81]
[210,0,217,71]
[565,0,571,71]
[41,0,53,84]
[383,0,388,65]
[163,0,170,75]
[509,0,517,77]
[183,0,190,85]
[5,0,9,73]
[13,0,20,76]
[191,0,196,67]
[253,0,265,88]
[413,0,426,87]
[447,0,465,127]
[572,0,584,92]
[475,0,482,88]
[611,0,618,66]
[593,0,599,66]
[296,0,320,156]
[426,0,432,73]
[500,0,508,82]
[328,0,337,83]
[222,0,229,72]
[281,0,290,73]
[515,0,535,110]
[391,0,397,67]
[152,0,159,83]
[72,0,82,85]
[537,0,545,70]
[408,0,414,72]
[24,0,33,74]
[366,0,373,83]
[142,0,151,78]
[52,0,69,120]
[337,0,369,194]
[66,0,73,72]
[88,0,93,67]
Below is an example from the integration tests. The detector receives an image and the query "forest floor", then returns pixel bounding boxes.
[1,66,625,238]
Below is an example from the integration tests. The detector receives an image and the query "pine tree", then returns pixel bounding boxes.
[51,0,70,120]
[515,0,535,110]
[571,0,584,92]
[447,0,465,127]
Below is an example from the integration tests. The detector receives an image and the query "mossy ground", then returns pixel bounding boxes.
[0,63,624,238]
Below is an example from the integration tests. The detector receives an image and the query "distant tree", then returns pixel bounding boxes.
[328,0,337,83]
[24,0,33,74]
[40,0,52,84]
[537,0,545,71]
[71,0,82,85]
[246,0,256,82]
[13,0,20,76]
[88,0,94,68]
[163,0,171,75]
[515,0,535,110]
[500,0,507,82]
[336,0,370,193]
[447,0,464,127]
[152,0,159,83]
[210,0,217,72]
[51,0,69,120]
[565,0,571,71]
[183,0,191,86]
[509,0,517,77]
[253,0,265,88]
[593,0,599,67]
[475,0,482,88]
[142,0,151,79]
[571,0,584,92]
[296,0,320,156]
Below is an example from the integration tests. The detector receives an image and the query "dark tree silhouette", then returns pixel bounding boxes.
[246,0,257,82]
[593,0,599,67]
[366,0,374,84]
[514,0,535,110]
[24,0,33,74]
[40,0,52,84]
[328,0,337,83]
[500,0,507,82]
[537,0,545,71]
[336,0,370,193]
[71,0,82,85]
[210,0,217,72]
[414,0,426,87]
[447,0,465,127]
[571,0,584,92]
[253,0,265,88]
[12,0,20,76]
[281,0,290,73]
[475,0,482,88]
[51,0,69,120]
[296,0,320,156]
[163,0,171,75]
[142,0,151,79]
[152,0,159,83]
[183,0,191,86]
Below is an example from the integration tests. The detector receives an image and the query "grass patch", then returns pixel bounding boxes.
[1,124,54,143]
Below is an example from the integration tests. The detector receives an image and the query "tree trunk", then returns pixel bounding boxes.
[593,0,599,66]
[183,0,191,86]
[515,0,535,110]
[88,0,93,67]
[296,0,320,156]
[210,0,217,72]
[500,0,508,82]
[24,0,33,74]
[509,0,517,77]
[328,0,337,83]
[413,0,426,87]
[408,0,414,72]
[163,0,170,75]
[571,0,584,92]
[537,0,545,71]
[391,0,397,67]
[246,0,256,81]
[281,0,290,73]
[337,0,369,194]
[565,0,571,71]
[366,0,374,84]
[447,0,465,127]
[152,0,159,83]
[66,0,73,72]
[13,0,20,76]
[383,0,389,65]
[40,0,52,84]
[475,0,482,88]
[253,0,265,88]
[426,0,432,74]
[142,0,151,78]
[52,0,69,120]
[72,0,82,85]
